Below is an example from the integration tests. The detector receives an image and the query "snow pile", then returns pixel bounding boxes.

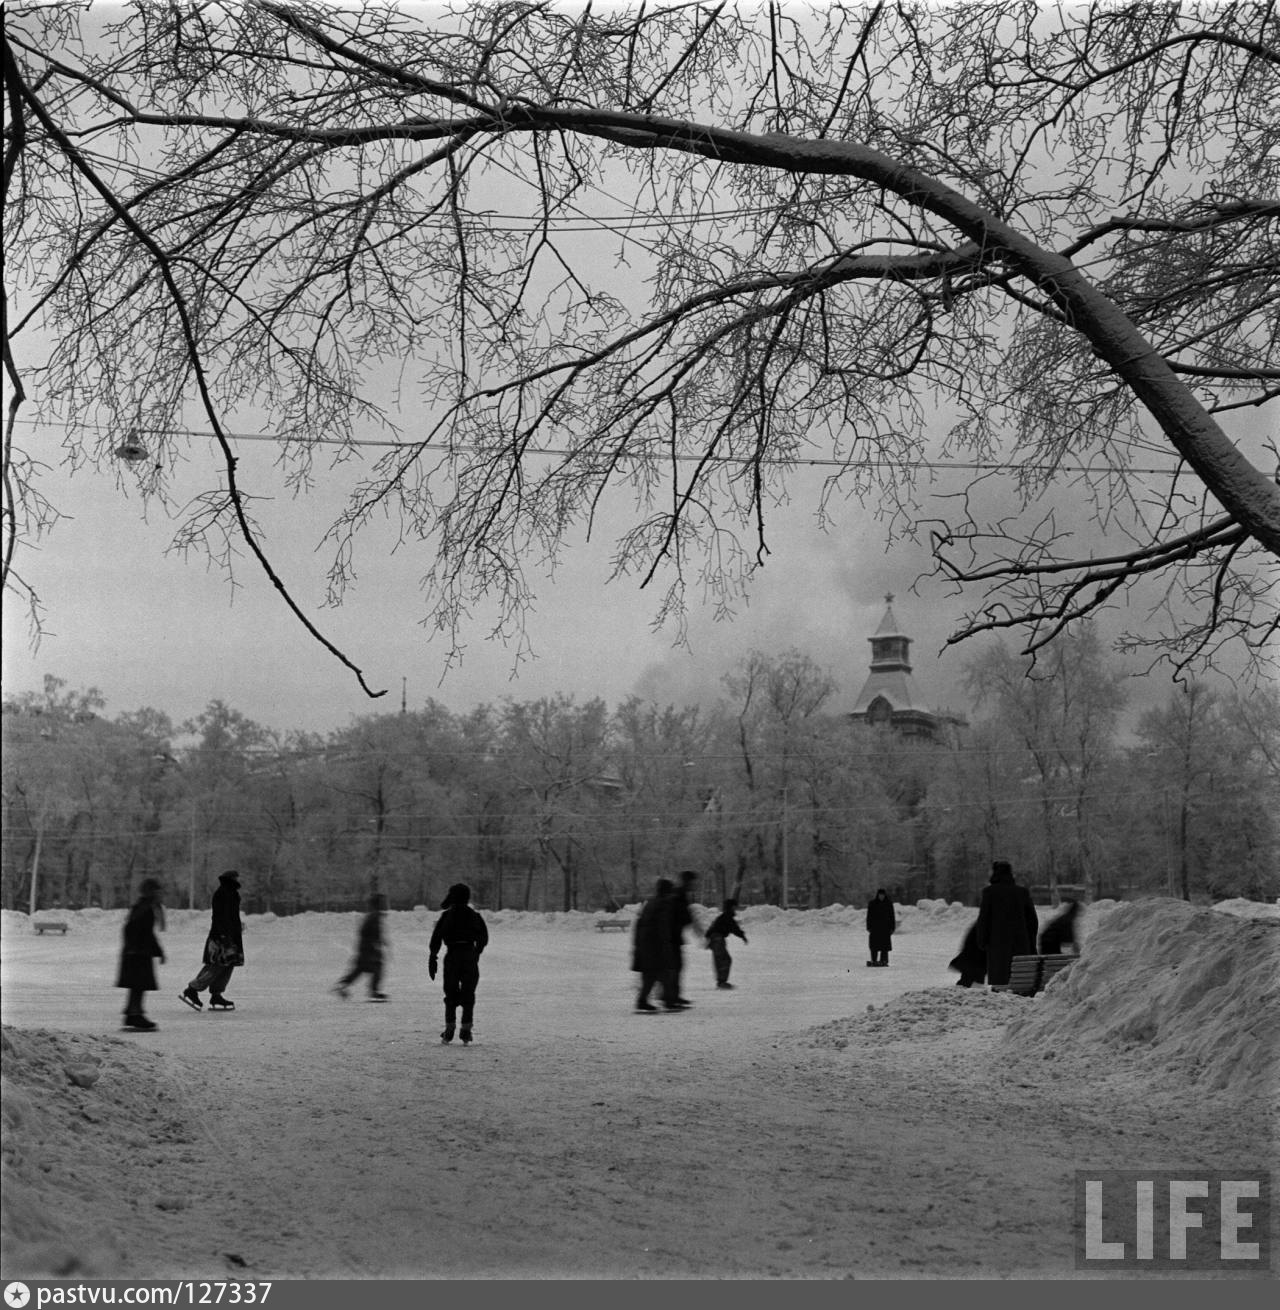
[1,1026,201,1277]
[1003,898,1280,1096]
[797,986,1027,1050]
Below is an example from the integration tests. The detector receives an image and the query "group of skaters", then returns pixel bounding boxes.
[117,869,244,1031]
[116,871,487,1042]
[630,870,750,1012]
[117,857,1080,1033]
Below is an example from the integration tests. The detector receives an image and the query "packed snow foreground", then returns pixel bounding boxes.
[1,896,1276,1280]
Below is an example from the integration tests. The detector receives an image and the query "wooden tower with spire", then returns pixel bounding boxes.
[849,595,964,741]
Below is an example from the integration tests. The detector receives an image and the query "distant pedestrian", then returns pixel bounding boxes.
[866,888,895,967]
[1039,899,1082,955]
[974,861,1038,987]
[632,878,677,1012]
[948,922,987,987]
[428,883,488,1044]
[334,893,389,1000]
[704,899,748,988]
[117,878,165,1031]
[181,870,244,1011]
[667,870,700,1007]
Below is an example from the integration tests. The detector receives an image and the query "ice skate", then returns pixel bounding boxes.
[124,1015,158,1031]
[208,994,235,1010]
[440,1026,455,1044]
[635,1000,658,1012]
[369,992,388,1002]
[459,1025,473,1045]
[179,987,203,1011]
[332,983,350,999]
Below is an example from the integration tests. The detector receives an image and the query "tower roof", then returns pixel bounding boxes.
[852,595,930,715]
[873,596,906,639]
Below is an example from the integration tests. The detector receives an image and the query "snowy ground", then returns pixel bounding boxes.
[2,896,1277,1280]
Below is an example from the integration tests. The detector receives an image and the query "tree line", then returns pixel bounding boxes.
[4,630,1277,914]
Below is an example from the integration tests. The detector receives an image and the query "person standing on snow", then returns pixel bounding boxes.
[429,882,488,1044]
[865,888,895,967]
[975,861,1038,987]
[704,898,748,989]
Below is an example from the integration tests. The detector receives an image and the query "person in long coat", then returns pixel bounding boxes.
[666,870,700,1006]
[631,878,677,1012]
[334,893,389,1000]
[865,888,896,966]
[117,877,166,1030]
[181,870,245,1011]
[974,861,1038,986]
[948,922,987,987]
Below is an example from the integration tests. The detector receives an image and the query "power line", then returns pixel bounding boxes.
[13,417,1183,477]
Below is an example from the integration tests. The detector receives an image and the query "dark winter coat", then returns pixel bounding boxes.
[116,898,165,991]
[669,886,696,953]
[429,904,489,961]
[203,882,245,968]
[1038,900,1081,955]
[948,923,987,987]
[866,891,896,954]
[705,910,747,943]
[975,869,1038,986]
[352,910,386,969]
[632,892,677,976]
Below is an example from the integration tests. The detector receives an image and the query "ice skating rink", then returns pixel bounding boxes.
[2,898,1276,1280]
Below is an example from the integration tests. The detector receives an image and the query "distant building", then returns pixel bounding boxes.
[849,596,966,742]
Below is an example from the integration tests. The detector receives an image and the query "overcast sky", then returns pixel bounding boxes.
[6,415,1255,740]
[3,423,983,733]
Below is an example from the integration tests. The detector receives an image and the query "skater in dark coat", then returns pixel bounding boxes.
[1039,899,1082,955]
[948,922,987,987]
[705,898,748,988]
[429,882,488,1044]
[334,893,389,999]
[181,870,244,1012]
[116,878,165,1031]
[974,861,1038,987]
[866,888,895,966]
[632,878,677,1011]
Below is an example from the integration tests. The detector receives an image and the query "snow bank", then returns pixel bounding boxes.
[1,1027,201,1277]
[1003,898,1280,1096]
[798,986,1027,1050]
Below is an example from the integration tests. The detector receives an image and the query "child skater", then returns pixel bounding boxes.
[704,898,748,988]
[428,883,489,1044]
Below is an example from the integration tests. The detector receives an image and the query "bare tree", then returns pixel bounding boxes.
[4,2,1277,693]
[964,624,1127,897]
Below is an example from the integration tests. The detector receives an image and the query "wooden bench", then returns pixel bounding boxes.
[33,919,69,935]
[991,952,1078,996]
[596,918,630,933]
